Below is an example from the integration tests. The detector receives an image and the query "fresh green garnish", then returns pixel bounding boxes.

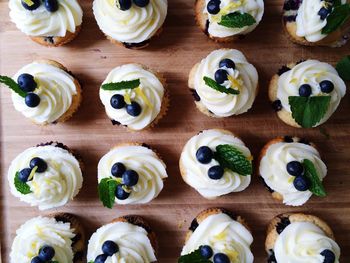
[88,261,94,263]
[219,12,256,28]
[214,144,253,176]
[178,248,212,263]
[336,55,350,81]
[14,171,32,195]
[322,4,350,34]
[101,79,140,91]
[288,96,331,128]
[0,75,26,98]
[203,77,240,95]
[303,159,326,197]
[98,177,122,209]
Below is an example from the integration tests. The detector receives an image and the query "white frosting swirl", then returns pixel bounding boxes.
[204,0,264,37]
[10,216,76,263]
[98,145,168,204]
[180,129,252,199]
[93,0,167,43]
[274,222,340,263]
[260,141,327,206]
[99,64,165,130]
[11,61,78,124]
[87,221,156,263]
[181,213,254,262]
[193,49,258,117]
[8,145,83,210]
[9,0,82,37]
[277,60,346,127]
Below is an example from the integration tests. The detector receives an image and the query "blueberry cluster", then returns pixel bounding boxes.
[94,240,119,263]
[318,1,334,20]
[200,245,230,263]
[298,80,334,97]
[110,94,142,117]
[286,161,310,191]
[17,73,41,108]
[207,0,221,15]
[22,0,59,12]
[111,162,139,200]
[214,59,236,85]
[196,146,224,180]
[18,157,47,183]
[31,245,55,263]
[118,0,149,11]
[321,249,336,263]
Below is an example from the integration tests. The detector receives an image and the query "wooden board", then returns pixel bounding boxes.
[1,0,350,262]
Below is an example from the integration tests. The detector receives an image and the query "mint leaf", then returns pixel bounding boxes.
[288,96,331,128]
[98,177,120,209]
[14,171,32,195]
[219,12,256,28]
[203,76,240,95]
[178,248,212,263]
[214,144,252,176]
[322,4,350,34]
[303,159,326,197]
[336,55,350,81]
[0,75,26,98]
[88,261,94,263]
[101,79,140,91]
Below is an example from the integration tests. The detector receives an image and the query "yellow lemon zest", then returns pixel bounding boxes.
[22,0,34,6]
[50,160,60,170]
[108,0,115,6]
[28,166,38,181]
[228,75,243,90]
[135,87,153,109]
[313,71,326,78]
[304,78,308,83]
[289,78,298,85]
[214,231,227,241]
[288,176,295,183]
[211,1,244,22]
[122,185,132,193]
[223,249,239,262]
[124,91,131,105]
[32,181,40,195]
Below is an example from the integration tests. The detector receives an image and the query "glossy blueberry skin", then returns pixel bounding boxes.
[321,249,336,263]
[110,94,126,109]
[31,256,43,263]
[111,162,126,177]
[30,157,48,173]
[25,93,41,108]
[38,245,55,261]
[133,0,150,7]
[208,165,224,180]
[200,245,213,259]
[299,84,312,97]
[318,7,331,20]
[18,168,32,182]
[17,73,37,92]
[213,253,230,263]
[123,170,139,186]
[102,240,119,256]
[44,0,59,12]
[286,161,304,176]
[126,101,142,117]
[320,80,334,94]
[95,254,108,263]
[207,0,221,14]
[115,184,130,200]
[21,0,41,10]
[214,69,228,84]
[219,59,235,69]
[118,0,132,10]
[293,176,309,191]
[196,146,213,164]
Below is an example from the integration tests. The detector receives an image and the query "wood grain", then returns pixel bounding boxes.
[1,0,350,262]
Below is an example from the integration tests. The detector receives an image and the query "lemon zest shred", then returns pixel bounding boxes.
[22,0,34,6]
[288,176,295,183]
[135,87,153,109]
[28,166,38,181]
[124,91,131,105]
[228,75,243,90]
[289,78,298,85]
[223,248,239,262]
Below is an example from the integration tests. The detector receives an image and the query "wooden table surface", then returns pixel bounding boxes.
[1,0,350,262]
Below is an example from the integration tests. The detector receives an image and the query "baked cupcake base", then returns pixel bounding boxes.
[30,26,82,47]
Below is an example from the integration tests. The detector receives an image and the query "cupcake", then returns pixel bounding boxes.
[10,213,85,263]
[93,0,167,49]
[9,0,83,47]
[189,49,259,118]
[99,63,168,131]
[87,215,158,262]
[179,129,253,199]
[282,0,350,47]
[97,143,168,208]
[7,142,83,210]
[179,208,254,263]
[269,60,346,128]
[266,213,341,263]
[195,0,264,42]
[258,136,327,206]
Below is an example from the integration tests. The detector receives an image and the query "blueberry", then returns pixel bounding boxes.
[38,245,55,261]
[110,94,126,109]
[207,0,221,14]
[31,256,43,263]
[18,168,32,182]
[299,84,312,97]
[286,161,304,176]
[214,69,228,84]
[318,7,331,20]
[111,162,126,177]
[321,249,336,263]
[123,170,139,186]
[208,166,224,180]
[94,254,108,263]
[17,73,37,92]
[44,0,59,12]
[102,240,119,256]
[115,184,130,200]
[118,0,132,10]
[320,80,334,93]
[25,93,40,108]
[21,0,41,10]
[219,59,235,69]
[126,101,142,117]
[200,245,213,259]
[133,0,150,7]
[213,253,230,263]
[196,146,213,164]
[293,176,309,191]
[30,157,47,173]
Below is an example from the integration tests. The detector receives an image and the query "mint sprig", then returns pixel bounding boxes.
[214,144,252,176]
[322,4,350,34]
[336,55,350,81]
[0,75,26,98]
[203,76,240,95]
[303,159,326,197]
[289,96,331,128]
[101,79,140,91]
[98,177,122,209]
[178,248,212,263]
[219,12,256,28]
[14,171,32,195]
